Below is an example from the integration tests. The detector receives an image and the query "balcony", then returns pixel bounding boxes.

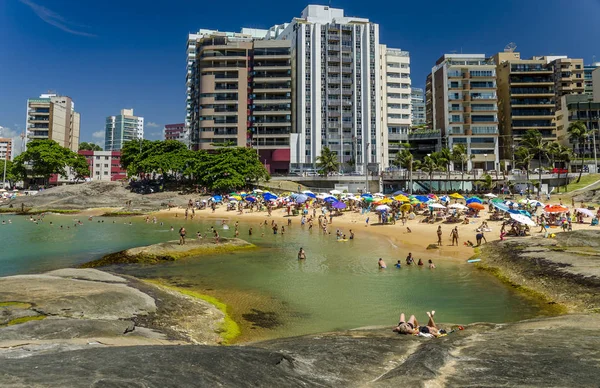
[327,45,340,51]
[471,126,498,135]
[471,93,496,100]
[328,56,341,62]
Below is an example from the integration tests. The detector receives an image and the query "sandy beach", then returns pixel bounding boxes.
[152,195,598,263]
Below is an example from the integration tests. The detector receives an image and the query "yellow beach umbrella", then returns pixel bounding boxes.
[394,194,409,202]
[449,193,464,199]
[379,198,393,204]
[400,203,412,212]
[231,195,243,201]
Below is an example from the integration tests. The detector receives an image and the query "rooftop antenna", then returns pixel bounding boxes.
[504,42,517,52]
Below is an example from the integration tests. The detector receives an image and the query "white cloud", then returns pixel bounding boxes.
[0,126,26,158]
[19,0,97,37]
[92,131,104,139]
[146,122,160,128]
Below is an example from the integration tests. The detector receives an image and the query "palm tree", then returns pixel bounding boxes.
[567,121,591,183]
[515,146,534,194]
[521,130,549,194]
[451,144,467,191]
[421,155,439,193]
[394,149,414,193]
[475,173,495,193]
[436,149,452,192]
[550,144,572,192]
[316,147,340,176]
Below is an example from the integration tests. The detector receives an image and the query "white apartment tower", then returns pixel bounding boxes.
[380,46,411,168]
[273,5,383,173]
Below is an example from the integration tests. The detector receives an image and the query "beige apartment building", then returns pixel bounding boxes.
[493,52,585,162]
[187,30,292,173]
[0,138,12,161]
[426,54,499,171]
[26,94,80,152]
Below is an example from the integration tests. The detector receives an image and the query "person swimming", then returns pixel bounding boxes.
[298,248,306,260]
[378,258,387,269]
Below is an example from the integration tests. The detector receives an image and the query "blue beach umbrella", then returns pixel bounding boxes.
[295,194,309,203]
[245,196,256,203]
[212,195,222,202]
[361,193,373,198]
[414,195,429,203]
[263,192,278,201]
[302,190,316,198]
[332,201,346,209]
[324,196,337,203]
[466,197,483,204]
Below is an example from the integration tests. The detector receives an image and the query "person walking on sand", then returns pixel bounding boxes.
[179,227,187,245]
[437,226,443,246]
[451,226,459,246]
[476,231,487,246]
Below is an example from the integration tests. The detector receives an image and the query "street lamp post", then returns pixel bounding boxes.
[364,143,370,193]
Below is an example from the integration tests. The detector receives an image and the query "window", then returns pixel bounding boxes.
[95,164,100,168]
[95,156,100,160]
[95,171,100,176]
[104,164,109,168]
[576,74,582,78]
[105,156,109,160]
[576,83,582,87]
[104,171,108,175]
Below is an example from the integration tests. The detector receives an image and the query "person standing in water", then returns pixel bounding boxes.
[437,226,443,246]
[179,227,186,245]
[378,258,387,269]
[298,248,306,260]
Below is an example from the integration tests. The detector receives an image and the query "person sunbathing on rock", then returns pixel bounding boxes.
[393,311,441,337]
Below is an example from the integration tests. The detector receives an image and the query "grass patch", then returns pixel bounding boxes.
[6,315,46,326]
[561,173,600,193]
[0,301,32,309]
[145,280,240,344]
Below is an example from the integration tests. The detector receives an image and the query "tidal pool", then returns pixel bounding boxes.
[0,213,557,341]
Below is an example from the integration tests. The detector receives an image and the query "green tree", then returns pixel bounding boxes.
[420,155,440,193]
[0,159,17,187]
[548,143,572,192]
[12,139,83,185]
[451,144,468,191]
[475,173,495,192]
[567,121,591,183]
[71,154,91,181]
[316,147,340,176]
[521,130,549,192]
[79,142,103,151]
[515,146,534,194]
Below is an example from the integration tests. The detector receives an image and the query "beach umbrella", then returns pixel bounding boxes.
[329,189,343,195]
[440,195,450,203]
[379,198,394,204]
[302,190,316,198]
[245,196,256,203]
[575,208,595,217]
[518,210,532,217]
[392,190,409,196]
[253,189,263,193]
[394,194,409,202]
[484,193,497,198]
[361,193,372,198]
[295,194,309,203]
[466,196,483,204]
[239,192,247,196]
[324,196,337,203]
[316,194,327,199]
[409,197,421,204]
[429,203,446,209]
[374,192,384,197]
[468,203,485,210]
[414,195,429,203]
[510,213,536,226]
[492,201,510,212]
[332,201,346,209]
[363,196,375,203]
[400,203,412,212]
[448,203,468,210]
[263,192,278,201]
[522,199,544,207]
[428,194,439,200]
[544,205,568,213]
[375,204,391,212]
[230,195,242,201]
[211,195,223,202]
[449,193,464,199]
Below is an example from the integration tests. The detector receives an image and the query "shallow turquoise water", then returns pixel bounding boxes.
[0,213,553,339]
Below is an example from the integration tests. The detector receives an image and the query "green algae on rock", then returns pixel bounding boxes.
[80,238,256,268]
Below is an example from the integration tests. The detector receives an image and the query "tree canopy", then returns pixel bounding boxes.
[12,139,88,184]
[79,142,103,151]
[316,147,340,176]
[120,140,269,190]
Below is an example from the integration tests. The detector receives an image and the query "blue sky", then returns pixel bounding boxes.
[1,0,599,149]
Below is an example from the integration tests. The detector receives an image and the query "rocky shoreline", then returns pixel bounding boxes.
[80,237,255,267]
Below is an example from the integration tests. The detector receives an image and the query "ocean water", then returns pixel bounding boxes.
[0,213,555,340]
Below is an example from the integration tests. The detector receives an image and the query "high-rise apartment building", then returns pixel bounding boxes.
[493,52,585,162]
[380,47,411,168]
[593,67,600,101]
[273,5,383,173]
[26,94,80,152]
[411,87,426,127]
[104,109,144,151]
[556,94,600,164]
[164,123,187,142]
[0,138,12,161]
[551,57,584,110]
[584,62,600,95]
[426,54,499,171]
[186,29,292,173]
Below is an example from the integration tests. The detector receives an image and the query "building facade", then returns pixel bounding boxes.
[26,94,80,152]
[411,87,426,127]
[556,94,600,164]
[426,54,499,171]
[380,47,411,168]
[104,109,144,151]
[78,150,127,181]
[187,29,292,173]
[584,62,600,95]
[551,57,584,110]
[164,123,187,142]
[273,5,382,173]
[0,138,12,161]
[594,67,600,102]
